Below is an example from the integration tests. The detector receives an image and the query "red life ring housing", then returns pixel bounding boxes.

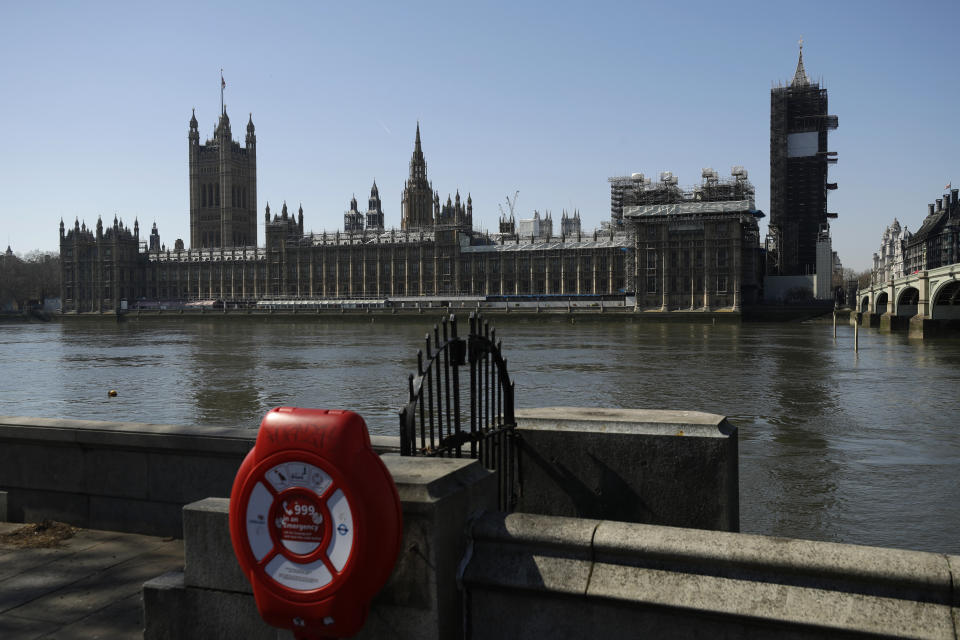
[229,408,402,639]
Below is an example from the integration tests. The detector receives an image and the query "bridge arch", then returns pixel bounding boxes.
[896,286,919,317]
[931,279,960,320]
[875,291,888,315]
[860,295,870,313]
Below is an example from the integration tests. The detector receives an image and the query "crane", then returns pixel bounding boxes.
[498,190,519,219]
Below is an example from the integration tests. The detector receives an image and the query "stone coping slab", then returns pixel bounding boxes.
[0,415,401,454]
[461,513,960,640]
[515,407,734,437]
[592,520,953,605]
[462,512,960,639]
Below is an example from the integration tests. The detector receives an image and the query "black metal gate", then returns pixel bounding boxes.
[399,313,518,510]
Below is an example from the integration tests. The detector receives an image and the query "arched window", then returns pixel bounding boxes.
[215,185,220,206]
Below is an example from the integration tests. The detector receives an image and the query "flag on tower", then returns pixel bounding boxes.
[221,74,226,90]
[946,182,952,190]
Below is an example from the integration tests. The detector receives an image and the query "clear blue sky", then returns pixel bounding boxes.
[1,1,956,271]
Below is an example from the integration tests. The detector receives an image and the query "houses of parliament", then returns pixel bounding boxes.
[59,104,765,313]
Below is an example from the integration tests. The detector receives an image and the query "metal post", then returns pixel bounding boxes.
[833,310,837,338]
[854,320,859,352]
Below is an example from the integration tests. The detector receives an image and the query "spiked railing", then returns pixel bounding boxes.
[399,313,517,510]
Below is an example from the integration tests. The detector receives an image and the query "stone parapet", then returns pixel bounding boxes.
[0,416,400,537]
[461,511,960,639]
[144,455,497,640]
[515,407,738,531]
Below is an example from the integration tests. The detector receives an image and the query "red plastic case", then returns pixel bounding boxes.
[229,408,402,639]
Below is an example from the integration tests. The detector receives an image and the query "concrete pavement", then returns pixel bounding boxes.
[0,522,184,639]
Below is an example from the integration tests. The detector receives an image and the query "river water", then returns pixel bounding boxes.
[1,315,957,554]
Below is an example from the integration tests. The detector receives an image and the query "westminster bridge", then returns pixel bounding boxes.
[856,262,960,337]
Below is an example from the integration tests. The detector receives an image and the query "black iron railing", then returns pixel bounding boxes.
[399,313,517,510]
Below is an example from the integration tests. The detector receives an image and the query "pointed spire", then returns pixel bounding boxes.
[791,37,810,87]
[415,121,422,152]
[189,108,198,129]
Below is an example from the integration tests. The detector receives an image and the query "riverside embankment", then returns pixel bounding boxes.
[1,317,958,554]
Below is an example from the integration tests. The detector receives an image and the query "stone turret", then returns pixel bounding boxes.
[345,194,364,233]
[401,123,434,230]
[366,180,385,232]
[189,100,257,249]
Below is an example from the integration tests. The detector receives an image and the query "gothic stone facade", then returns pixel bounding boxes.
[903,189,960,275]
[623,169,764,310]
[189,109,257,249]
[60,119,760,313]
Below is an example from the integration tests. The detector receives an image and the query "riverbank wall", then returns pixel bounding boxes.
[2,414,956,638]
[0,410,737,537]
[60,306,746,323]
[56,303,836,324]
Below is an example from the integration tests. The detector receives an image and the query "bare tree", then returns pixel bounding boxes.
[0,250,60,309]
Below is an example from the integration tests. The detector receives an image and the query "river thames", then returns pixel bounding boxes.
[1,315,957,554]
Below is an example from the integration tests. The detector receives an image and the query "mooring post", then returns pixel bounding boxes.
[833,311,837,338]
[854,320,859,352]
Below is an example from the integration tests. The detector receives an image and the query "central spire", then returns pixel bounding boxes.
[791,37,810,87]
[402,122,433,230]
[408,122,427,182]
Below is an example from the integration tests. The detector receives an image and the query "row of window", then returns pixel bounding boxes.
[646,248,729,269]
[643,275,729,294]
[200,184,250,209]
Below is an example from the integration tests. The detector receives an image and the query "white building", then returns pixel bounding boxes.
[872,219,911,284]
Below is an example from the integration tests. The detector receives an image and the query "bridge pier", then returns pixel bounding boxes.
[860,312,880,328]
[909,315,938,339]
[879,312,909,333]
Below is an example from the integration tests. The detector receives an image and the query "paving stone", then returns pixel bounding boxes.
[0,529,123,582]
[0,536,168,614]
[38,592,143,640]
[0,527,183,638]
[11,541,182,624]
[0,613,61,640]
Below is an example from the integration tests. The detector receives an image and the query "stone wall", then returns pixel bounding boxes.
[144,456,497,640]
[0,416,399,537]
[515,407,738,531]
[461,511,960,639]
